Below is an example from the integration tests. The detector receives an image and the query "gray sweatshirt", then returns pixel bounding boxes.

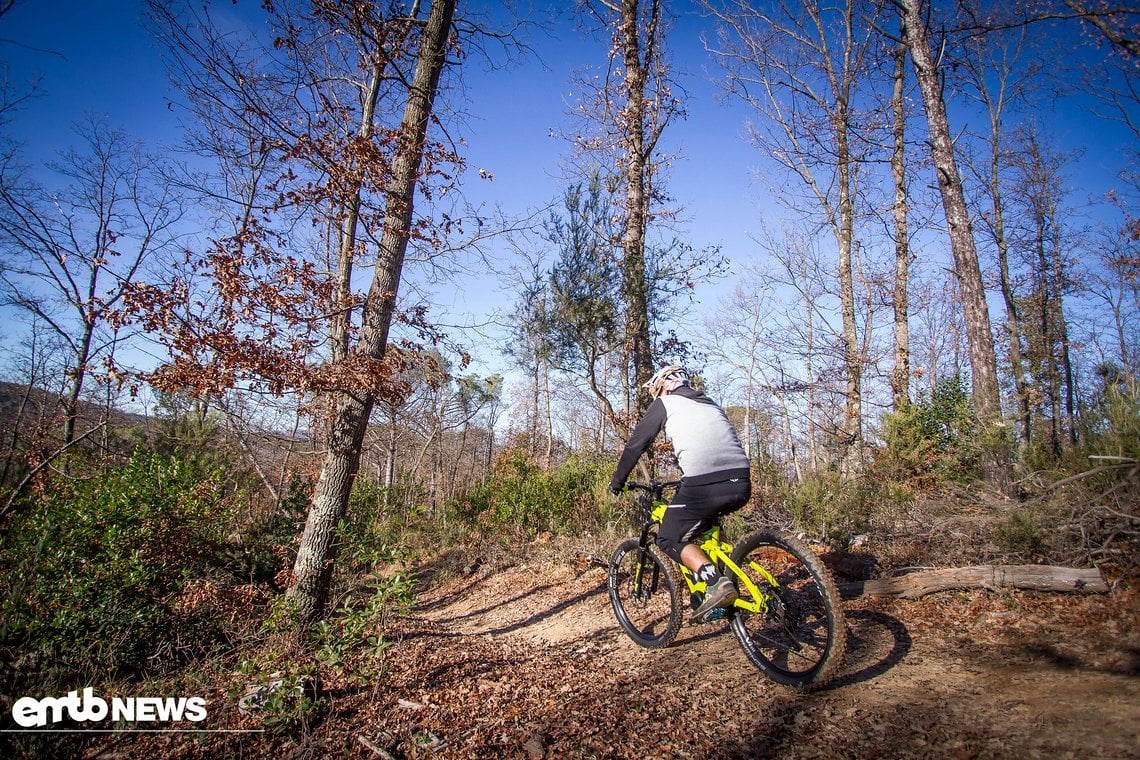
[611,386,750,490]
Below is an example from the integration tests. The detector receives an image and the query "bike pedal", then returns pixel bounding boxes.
[702,607,728,623]
[689,606,729,625]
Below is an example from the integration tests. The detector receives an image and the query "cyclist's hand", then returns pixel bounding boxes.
[607,481,624,496]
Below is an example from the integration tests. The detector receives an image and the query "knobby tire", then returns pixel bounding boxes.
[729,530,847,689]
[608,538,682,648]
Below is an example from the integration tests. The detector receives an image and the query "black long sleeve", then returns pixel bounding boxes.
[609,399,667,491]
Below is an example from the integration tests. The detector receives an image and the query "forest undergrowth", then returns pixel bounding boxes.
[0,383,1137,758]
[2,458,1136,758]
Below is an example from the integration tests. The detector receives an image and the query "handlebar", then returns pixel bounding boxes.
[623,480,681,499]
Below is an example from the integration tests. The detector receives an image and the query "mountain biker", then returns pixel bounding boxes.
[609,365,752,620]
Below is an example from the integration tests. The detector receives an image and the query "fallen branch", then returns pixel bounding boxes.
[839,564,1108,599]
[356,735,396,759]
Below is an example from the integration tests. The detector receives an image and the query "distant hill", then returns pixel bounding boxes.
[0,381,150,439]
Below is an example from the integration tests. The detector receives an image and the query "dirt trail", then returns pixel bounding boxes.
[402,556,1139,759]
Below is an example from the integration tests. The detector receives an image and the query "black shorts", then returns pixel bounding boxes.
[656,478,751,563]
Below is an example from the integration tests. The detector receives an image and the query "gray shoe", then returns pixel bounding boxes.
[691,576,737,621]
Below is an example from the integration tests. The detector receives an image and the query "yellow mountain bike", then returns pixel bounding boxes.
[608,481,847,689]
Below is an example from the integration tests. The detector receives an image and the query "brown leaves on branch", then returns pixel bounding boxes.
[112,219,448,404]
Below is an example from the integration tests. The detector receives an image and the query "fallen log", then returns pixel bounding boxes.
[839,564,1108,599]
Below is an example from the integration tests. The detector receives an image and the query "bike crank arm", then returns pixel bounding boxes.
[721,556,780,616]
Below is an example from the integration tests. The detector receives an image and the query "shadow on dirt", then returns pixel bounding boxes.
[421,577,587,623]
[1020,642,1140,676]
[476,578,608,637]
[831,608,913,687]
[407,568,610,642]
[668,607,913,690]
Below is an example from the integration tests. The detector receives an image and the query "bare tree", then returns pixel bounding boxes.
[0,119,182,444]
[133,0,463,624]
[750,222,850,474]
[951,2,1050,452]
[571,0,686,416]
[704,0,889,474]
[702,264,811,482]
[909,269,969,398]
[889,35,912,411]
[1059,0,1140,58]
[1086,216,1139,371]
[897,0,1011,490]
[290,0,458,624]
[1007,126,1080,453]
[504,254,559,463]
[702,268,774,461]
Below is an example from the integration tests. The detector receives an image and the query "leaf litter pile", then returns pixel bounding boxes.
[74,552,1139,758]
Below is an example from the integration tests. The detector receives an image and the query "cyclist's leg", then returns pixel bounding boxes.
[659,479,751,618]
[657,478,751,570]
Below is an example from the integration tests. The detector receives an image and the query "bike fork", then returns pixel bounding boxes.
[632,529,659,600]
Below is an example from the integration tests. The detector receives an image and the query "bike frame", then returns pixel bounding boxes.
[615,480,848,688]
[639,496,778,617]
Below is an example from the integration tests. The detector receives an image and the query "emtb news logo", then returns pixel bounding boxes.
[10,687,207,728]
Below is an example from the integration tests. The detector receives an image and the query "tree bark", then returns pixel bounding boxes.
[1048,198,1078,448]
[973,51,1032,448]
[839,564,1108,599]
[994,175,1032,450]
[836,89,863,474]
[619,0,657,413]
[890,40,911,412]
[900,0,1011,491]
[288,0,456,625]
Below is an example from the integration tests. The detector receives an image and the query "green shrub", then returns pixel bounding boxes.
[881,376,980,483]
[232,658,324,738]
[767,467,917,544]
[995,506,1048,557]
[774,471,868,542]
[338,477,429,570]
[1085,369,1140,460]
[215,473,309,588]
[0,452,237,691]
[450,450,611,538]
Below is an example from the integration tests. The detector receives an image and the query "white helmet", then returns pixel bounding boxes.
[644,365,688,399]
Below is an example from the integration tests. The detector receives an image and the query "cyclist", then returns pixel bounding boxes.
[609,365,751,620]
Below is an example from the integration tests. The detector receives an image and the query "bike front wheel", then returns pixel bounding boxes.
[729,530,846,688]
[608,538,683,648]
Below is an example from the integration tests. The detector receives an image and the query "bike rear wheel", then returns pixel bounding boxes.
[729,530,846,688]
[608,538,683,648]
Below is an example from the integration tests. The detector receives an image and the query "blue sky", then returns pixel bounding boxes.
[1,1,765,379]
[3,1,182,157]
[2,0,1135,402]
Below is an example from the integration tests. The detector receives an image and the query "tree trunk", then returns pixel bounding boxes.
[288,0,456,625]
[543,360,554,468]
[900,0,1010,492]
[385,405,397,490]
[530,340,541,456]
[331,62,385,365]
[619,0,656,413]
[890,41,911,412]
[1049,206,1078,448]
[982,88,1031,450]
[1034,208,1063,457]
[62,319,96,446]
[836,97,863,475]
[994,176,1032,450]
[805,293,819,472]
